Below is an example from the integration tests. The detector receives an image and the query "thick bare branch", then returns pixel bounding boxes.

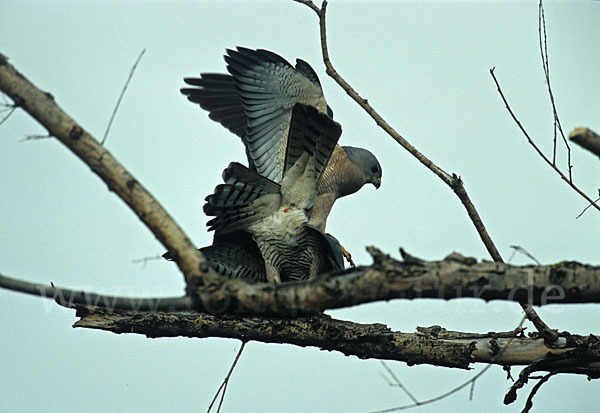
[0,53,217,288]
[570,127,600,159]
[70,306,600,373]
[5,250,599,316]
[194,249,600,316]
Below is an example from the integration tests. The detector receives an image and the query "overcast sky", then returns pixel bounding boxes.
[1,1,598,412]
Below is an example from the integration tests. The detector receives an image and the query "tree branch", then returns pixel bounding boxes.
[69,305,600,373]
[295,1,503,269]
[0,53,217,289]
[490,67,600,215]
[294,0,557,344]
[570,127,600,160]
[4,250,600,316]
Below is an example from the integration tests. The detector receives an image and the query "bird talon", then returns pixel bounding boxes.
[341,244,355,267]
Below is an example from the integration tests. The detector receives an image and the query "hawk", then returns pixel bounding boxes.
[182,47,382,233]
[203,103,345,282]
[187,229,344,282]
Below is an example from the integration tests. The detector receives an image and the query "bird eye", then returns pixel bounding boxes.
[371,165,378,173]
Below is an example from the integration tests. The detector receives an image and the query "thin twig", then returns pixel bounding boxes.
[297,0,502,263]
[509,246,541,266]
[207,342,246,413]
[538,1,572,180]
[371,317,527,413]
[0,272,193,311]
[380,361,419,405]
[101,48,146,145]
[576,195,600,219]
[0,104,15,126]
[293,0,320,14]
[20,134,51,142]
[490,67,600,215]
[521,370,560,413]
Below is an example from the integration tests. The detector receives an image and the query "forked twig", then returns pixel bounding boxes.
[379,361,419,405]
[0,104,16,126]
[206,342,247,413]
[521,370,561,413]
[490,68,600,215]
[372,317,527,412]
[538,1,571,179]
[509,246,541,266]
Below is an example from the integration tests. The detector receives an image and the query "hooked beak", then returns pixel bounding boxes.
[372,177,381,189]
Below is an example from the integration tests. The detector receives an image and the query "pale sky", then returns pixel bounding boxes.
[1,1,599,412]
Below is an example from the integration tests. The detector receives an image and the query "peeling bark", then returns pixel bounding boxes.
[71,305,600,371]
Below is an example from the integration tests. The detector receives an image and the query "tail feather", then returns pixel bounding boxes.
[204,162,281,233]
[200,231,266,282]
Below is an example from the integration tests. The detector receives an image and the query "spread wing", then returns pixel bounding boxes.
[182,47,330,183]
[181,74,246,138]
[284,103,341,188]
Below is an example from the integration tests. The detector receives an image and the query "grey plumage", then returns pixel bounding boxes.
[163,229,343,283]
[204,103,343,282]
[182,47,382,232]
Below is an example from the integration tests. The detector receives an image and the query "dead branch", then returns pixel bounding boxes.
[373,317,527,412]
[0,53,216,288]
[3,250,600,316]
[69,305,600,374]
[570,127,600,159]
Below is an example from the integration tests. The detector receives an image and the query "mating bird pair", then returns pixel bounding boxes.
[179,47,382,283]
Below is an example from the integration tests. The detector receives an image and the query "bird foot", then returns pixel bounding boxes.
[341,244,355,268]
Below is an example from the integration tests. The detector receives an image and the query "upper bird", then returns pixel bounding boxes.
[204,103,346,282]
[182,47,382,232]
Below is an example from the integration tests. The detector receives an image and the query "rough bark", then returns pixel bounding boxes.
[570,127,600,159]
[2,250,599,315]
[192,249,600,316]
[70,305,600,371]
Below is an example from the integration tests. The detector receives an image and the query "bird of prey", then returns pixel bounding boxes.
[203,103,345,282]
[182,47,382,233]
[164,229,344,283]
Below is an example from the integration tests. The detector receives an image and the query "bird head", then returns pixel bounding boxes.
[342,146,382,190]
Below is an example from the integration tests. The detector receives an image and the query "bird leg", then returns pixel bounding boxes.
[340,244,355,267]
[265,262,281,283]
